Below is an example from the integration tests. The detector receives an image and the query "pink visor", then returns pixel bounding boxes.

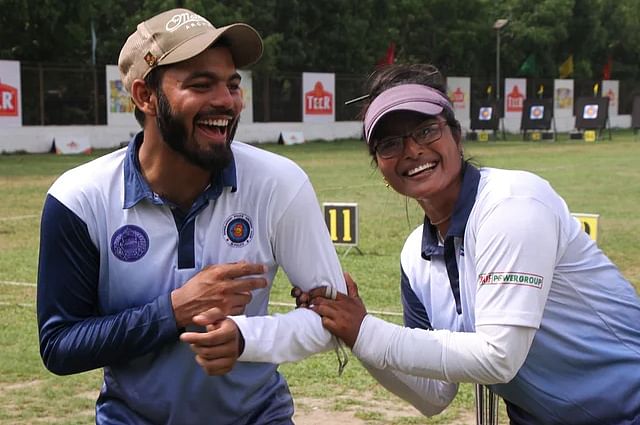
[363,84,453,143]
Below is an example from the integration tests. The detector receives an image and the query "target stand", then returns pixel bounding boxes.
[468,101,504,141]
[632,96,640,140]
[521,98,555,141]
[573,97,611,141]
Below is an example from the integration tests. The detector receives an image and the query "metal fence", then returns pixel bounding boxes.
[21,63,107,126]
[18,62,640,126]
[20,63,366,126]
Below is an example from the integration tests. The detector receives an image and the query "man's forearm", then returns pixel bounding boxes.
[231,308,334,363]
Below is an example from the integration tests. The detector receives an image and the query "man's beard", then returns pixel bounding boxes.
[155,89,237,171]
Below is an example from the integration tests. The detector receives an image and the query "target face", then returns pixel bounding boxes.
[479,107,493,121]
[530,105,544,120]
[583,104,598,119]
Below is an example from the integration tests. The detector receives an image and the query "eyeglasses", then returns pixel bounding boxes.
[373,120,448,159]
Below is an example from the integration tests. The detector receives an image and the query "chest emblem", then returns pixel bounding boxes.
[110,225,149,262]
[223,213,254,247]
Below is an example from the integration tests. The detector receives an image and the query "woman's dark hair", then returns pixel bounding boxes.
[361,64,462,158]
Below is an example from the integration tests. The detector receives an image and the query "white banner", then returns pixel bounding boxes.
[601,80,619,116]
[554,79,574,118]
[554,79,574,131]
[504,78,527,132]
[446,77,470,130]
[106,65,138,127]
[0,60,22,127]
[54,135,92,154]
[238,70,254,124]
[302,72,335,123]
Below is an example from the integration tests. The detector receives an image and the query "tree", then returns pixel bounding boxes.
[0,0,639,81]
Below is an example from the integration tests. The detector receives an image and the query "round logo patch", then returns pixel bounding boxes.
[223,213,254,247]
[110,225,149,262]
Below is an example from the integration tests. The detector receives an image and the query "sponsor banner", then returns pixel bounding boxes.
[278,131,305,145]
[106,65,138,127]
[504,78,526,115]
[601,80,619,116]
[446,76,470,127]
[238,70,254,124]
[0,60,22,127]
[554,79,574,118]
[478,272,543,289]
[554,79,574,132]
[504,78,526,132]
[302,72,335,123]
[54,135,92,155]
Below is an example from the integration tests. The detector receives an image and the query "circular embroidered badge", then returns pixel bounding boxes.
[110,225,149,262]
[223,213,254,247]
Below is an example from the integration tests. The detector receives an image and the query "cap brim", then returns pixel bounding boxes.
[218,23,263,68]
[367,102,444,142]
[158,23,263,70]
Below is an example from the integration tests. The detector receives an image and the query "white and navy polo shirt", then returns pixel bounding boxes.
[400,164,640,424]
[37,132,345,425]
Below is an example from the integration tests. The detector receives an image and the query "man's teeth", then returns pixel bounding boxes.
[407,162,436,176]
[197,118,229,127]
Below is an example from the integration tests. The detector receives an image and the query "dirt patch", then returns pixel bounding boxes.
[293,394,476,425]
[0,379,43,395]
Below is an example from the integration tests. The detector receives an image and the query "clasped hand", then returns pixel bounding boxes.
[174,261,267,375]
[291,272,367,348]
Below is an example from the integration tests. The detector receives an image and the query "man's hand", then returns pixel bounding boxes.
[171,262,267,328]
[180,307,242,375]
[290,287,311,308]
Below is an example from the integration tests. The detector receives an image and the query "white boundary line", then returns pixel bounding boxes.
[0,214,39,221]
[1,281,404,317]
[0,280,36,287]
[0,302,34,308]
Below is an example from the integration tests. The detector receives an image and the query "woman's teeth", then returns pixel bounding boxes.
[407,162,436,176]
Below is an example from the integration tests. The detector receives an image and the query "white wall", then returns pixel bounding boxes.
[1,115,633,153]
[0,121,363,153]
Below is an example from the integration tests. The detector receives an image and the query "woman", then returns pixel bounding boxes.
[296,64,640,424]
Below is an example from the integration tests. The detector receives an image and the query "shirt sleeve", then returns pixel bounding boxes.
[231,179,346,363]
[473,196,559,327]
[353,315,536,384]
[360,360,458,416]
[37,195,180,375]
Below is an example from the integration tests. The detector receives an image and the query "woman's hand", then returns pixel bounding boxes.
[294,273,367,348]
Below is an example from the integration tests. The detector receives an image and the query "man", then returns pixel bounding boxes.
[37,8,346,425]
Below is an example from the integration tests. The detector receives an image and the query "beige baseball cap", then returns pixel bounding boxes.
[118,8,263,94]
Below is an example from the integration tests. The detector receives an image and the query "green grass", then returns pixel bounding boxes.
[1,131,639,424]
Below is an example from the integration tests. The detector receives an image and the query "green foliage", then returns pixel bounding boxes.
[2,0,640,79]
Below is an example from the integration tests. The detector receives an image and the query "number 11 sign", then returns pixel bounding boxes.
[323,202,361,256]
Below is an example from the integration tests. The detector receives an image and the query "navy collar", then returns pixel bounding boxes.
[123,132,237,209]
[421,163,481,260]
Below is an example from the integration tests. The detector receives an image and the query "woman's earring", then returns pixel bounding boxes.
[383,177,390,188]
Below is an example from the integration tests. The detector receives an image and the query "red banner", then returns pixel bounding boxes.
[0,82,18,116]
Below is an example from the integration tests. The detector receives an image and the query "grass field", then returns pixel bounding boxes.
[1,132,639,424]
